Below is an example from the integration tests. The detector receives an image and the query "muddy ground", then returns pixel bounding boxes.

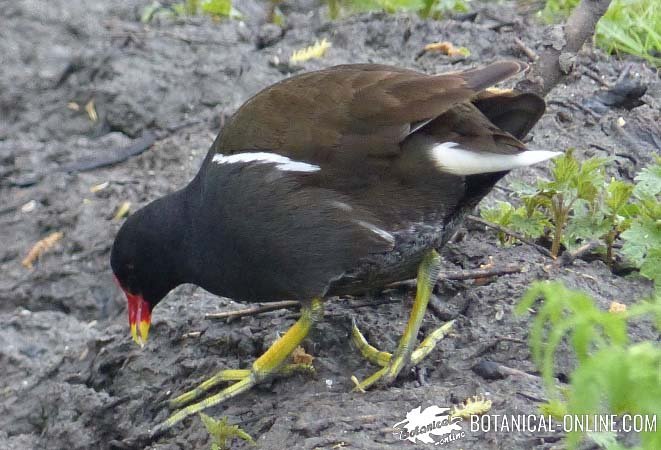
[1,0,659,449]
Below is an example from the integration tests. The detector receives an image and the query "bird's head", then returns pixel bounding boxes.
[110,203,182,347]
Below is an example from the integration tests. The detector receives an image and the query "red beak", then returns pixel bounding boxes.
[114,277,151,347]
[127,291,151,347]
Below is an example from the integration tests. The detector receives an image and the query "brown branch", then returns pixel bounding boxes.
[516,0,614,97]
[554,240,601,266]
[467,215,555,258]
[205,300,300,320]
[387,264,523,290]
[514,37,538,62]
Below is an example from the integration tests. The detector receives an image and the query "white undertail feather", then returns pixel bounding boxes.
[430,142,562,176]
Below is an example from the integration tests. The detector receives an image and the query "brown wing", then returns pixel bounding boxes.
[213,61,528,163]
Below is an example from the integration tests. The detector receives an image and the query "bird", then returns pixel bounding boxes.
[110,60,559,434]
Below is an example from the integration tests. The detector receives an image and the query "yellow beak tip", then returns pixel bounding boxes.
[130,322,150,348]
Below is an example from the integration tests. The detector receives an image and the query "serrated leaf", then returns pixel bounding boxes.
[509,180,539,197]
[481,201,514,225]
[480,201,518,245]
[621,216,661,266]
[549,149,580,188]
[640,247,661,291]
[605,179,634,214]
[510,208,550,238]
[562,199,609,250]
[633,158,661,199]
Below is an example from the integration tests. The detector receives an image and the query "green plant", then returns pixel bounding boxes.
[200,413,255,450]
[517,281,661,449]
[141,0,239,23]
[326,0,469,20]
[562,177,635,263]
[622,156,661,292]
[481,150,608,257]
[538,151,608,256]
[481,200,550,246]
[542,0,661,66]
[481,154,661,288]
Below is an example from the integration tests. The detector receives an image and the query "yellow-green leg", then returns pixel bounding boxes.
[351,250,453,391]
[151,298,323,436]
[168,363,314,408]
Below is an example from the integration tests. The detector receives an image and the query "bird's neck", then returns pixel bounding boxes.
[137,186,198,293]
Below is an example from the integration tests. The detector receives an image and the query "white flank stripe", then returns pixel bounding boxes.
[430,142,562,176]
[212,152,320,173]
[354,220,395,245]
[329,201,353,212]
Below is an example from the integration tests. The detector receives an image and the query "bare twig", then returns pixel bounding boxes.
[387,264,523,289]
[582,66,611,87]
[440,264,523,281]
[514,37,538,62]
[472,360,539,380]
[205,264,525,321]
[205,300,300,320]
[516,0,614,97]
[554,240,601,266]
[467,214,555,258]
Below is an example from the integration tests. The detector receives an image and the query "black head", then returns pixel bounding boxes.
[110,195,187,346]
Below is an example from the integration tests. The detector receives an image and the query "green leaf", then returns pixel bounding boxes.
[480,201,516,245]
[562,199,610,250]
[519,282,661,449]
[201,0,232,17]
[200,413,255,450]
[481,201,514,225]
[633,157,661,199]
[640,247,661,291]
[547,149,581,190]
[510,208,550,238]
[605,179,634,215]
[621,216,661,266]
[509,180,539,197]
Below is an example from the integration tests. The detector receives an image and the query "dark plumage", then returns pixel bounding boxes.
[110,61,555,432]
[112,61,548,307]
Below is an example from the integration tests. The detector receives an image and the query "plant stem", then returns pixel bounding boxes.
[551,195,567,258]
[605,229,615,266]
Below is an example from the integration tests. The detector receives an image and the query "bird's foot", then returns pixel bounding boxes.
[350,250,454,391]
[350,319,454,391]
[168,363,315,409]
[151,298,323,436]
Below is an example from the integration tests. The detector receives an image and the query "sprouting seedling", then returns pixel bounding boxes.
[199,414,255,450]
[481,201,517,246]
[602,179,634,264]
[534,149,608,257]
[481,154,659,287]
[480,197,550,247]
